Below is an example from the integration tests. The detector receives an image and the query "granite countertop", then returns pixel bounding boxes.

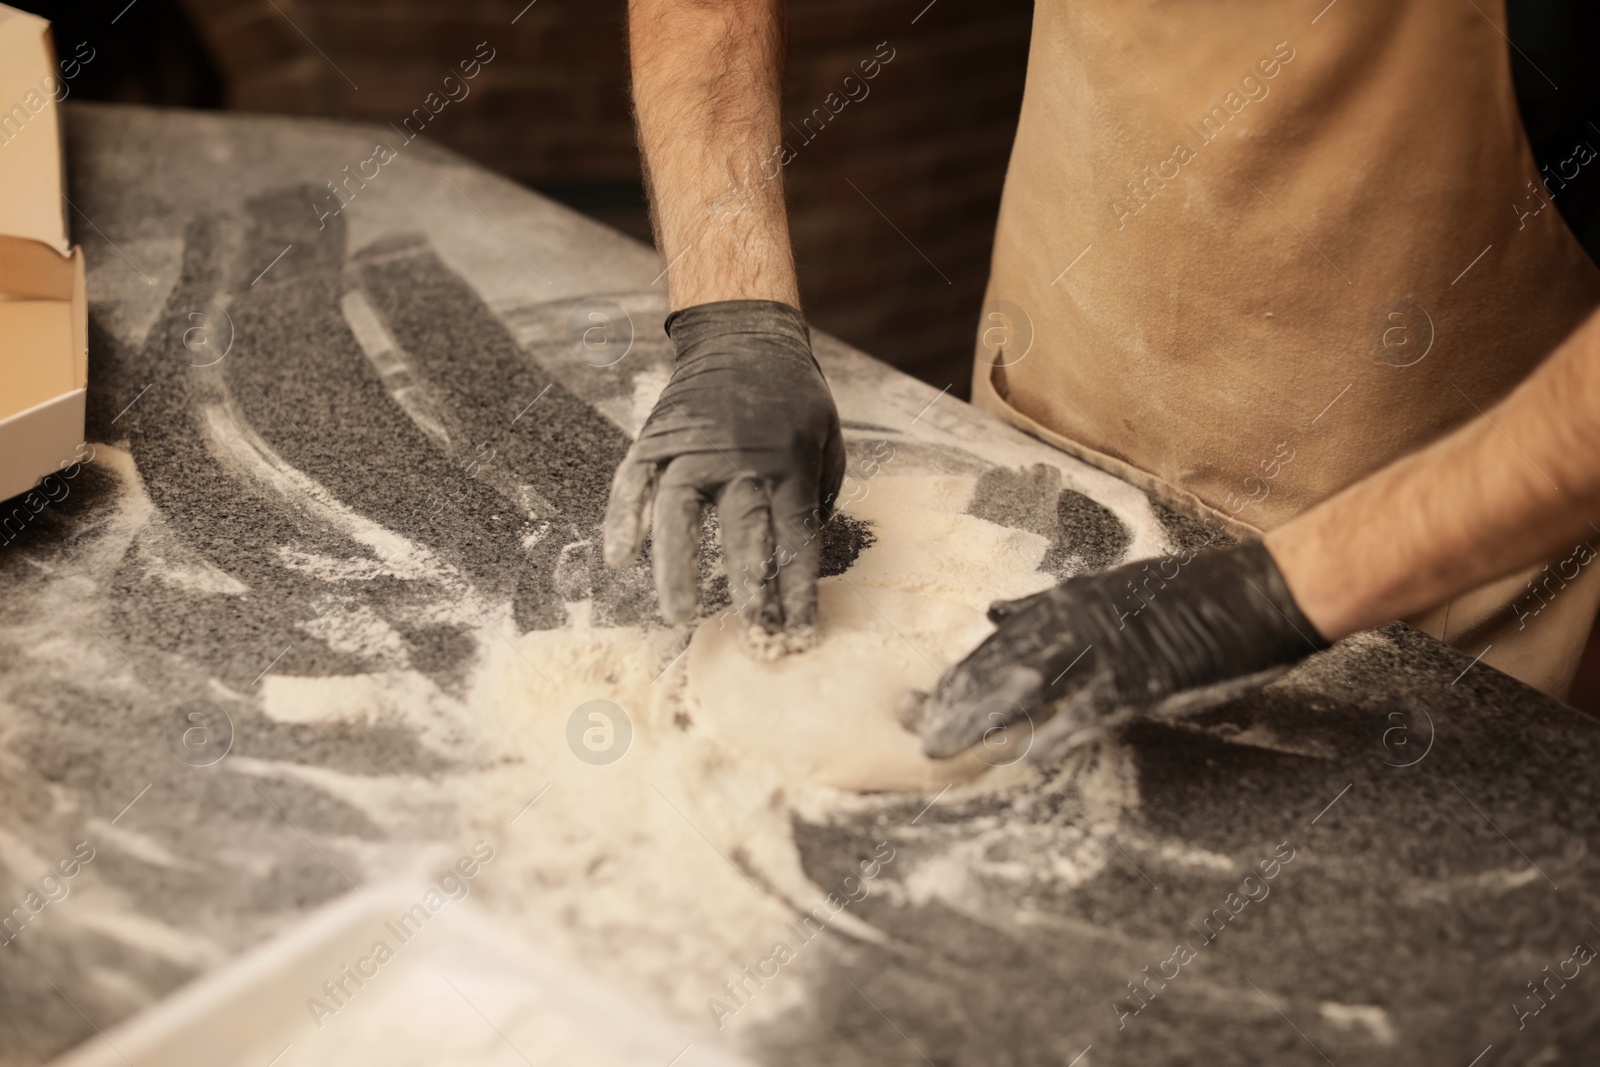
[1,103,1598,1066]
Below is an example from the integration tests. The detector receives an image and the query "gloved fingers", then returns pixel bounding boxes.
[920,604,1102,757]
[1024,681,1122,765]
[716,477,781,634]
[771,477,827,632]
[603,449,659,568]
[651,461,709,624]
[986,587,1056,625]
[818,418,847,521]
[918,638,1048,759]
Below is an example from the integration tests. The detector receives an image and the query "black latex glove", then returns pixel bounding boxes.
[919,540,1329,763]
[603,300,846,639]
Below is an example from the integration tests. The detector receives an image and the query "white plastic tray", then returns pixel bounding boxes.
[49,882,758,1067]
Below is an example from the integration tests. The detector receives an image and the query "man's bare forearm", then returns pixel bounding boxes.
[629,0,798,310]
[1267,307,1600,641]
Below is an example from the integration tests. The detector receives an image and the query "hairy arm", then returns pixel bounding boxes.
[921,309,1600,763]
[611,1,842,639]
[629,0,797,309]
[1267,306,1600,640]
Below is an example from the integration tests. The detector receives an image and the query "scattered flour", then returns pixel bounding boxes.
[842,474,1056,611]
[22,443,1167,1058]
[687,579,993,792]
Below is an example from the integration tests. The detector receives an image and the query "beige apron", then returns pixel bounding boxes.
[975,0,1600,697]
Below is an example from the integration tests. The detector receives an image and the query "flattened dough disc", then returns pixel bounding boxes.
[687,578,993,792]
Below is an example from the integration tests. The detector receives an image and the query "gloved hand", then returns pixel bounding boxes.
[919,540,1329,763]
[603,300,846,643]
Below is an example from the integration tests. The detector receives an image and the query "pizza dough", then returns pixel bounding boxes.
[686,577,995,792]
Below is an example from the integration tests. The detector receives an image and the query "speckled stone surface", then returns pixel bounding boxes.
[1,104,1597,1066]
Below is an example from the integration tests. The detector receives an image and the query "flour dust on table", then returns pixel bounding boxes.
[687,578,995,792]
[17,106,1600,1067]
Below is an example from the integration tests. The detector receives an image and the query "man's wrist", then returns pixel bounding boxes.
[667,273,801,313]
[659,206,801,311]
[1262,524,1352,643]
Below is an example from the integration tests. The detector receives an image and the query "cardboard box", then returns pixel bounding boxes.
[0,4,88,504]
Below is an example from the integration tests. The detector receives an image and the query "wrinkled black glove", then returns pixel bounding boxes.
[919,540,1329,763]
[603,300,846,638]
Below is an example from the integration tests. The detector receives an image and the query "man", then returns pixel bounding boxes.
[605,0,1600,760]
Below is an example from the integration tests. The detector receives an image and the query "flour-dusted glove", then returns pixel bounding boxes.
[603,300,846,639]
[920,540,1329,763]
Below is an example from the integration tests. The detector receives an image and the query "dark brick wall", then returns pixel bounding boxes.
[177,0,1033,393]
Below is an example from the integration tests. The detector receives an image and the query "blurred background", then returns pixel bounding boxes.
[15,0,1035,397]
